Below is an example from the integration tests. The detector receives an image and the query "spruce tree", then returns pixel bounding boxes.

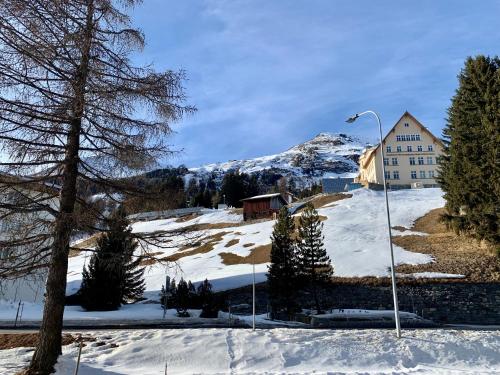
[79,207,145,311]
[296,203,333,313]
[197,279,217,318]
[267,207,299,319]
[438,56,500,247]
[174,278,190,316]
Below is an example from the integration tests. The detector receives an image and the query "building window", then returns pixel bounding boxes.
[419,171,426,179]
[426,156,433,165]
[407,145,412,152]
[436,157,440,164]
[428,145,433,151]
[386,146,392,153]
[385,171,391,180]
[411,171,417,179]
[418,157,424,165]
[404,122,409,127]
[391,157,398,165]
[410,134,416,141]
[396,135,401,141]
[428,170,435,178]
[406,135,411,141]
[397,145,402,152]
[409,157,416,165]
[383,158,389,166]
[417,145,423,152]
[416,134,421,141]
[393,171,400,180]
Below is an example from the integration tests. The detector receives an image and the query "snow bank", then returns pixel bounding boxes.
[1,328,498,374]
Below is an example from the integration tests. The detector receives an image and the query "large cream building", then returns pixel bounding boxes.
[357,111,443,189]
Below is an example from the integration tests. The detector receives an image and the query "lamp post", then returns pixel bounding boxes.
[252,250,256,331]
[346,110,401,339]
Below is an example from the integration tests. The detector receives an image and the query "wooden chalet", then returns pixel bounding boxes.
[241,193,288,221]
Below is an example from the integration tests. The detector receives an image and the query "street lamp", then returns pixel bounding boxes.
[252,252,256,331]
[346,110,402,339]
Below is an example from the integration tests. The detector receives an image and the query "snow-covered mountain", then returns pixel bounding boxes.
[187,133,370,184]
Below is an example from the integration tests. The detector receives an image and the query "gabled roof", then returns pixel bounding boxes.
[360,111,444,167]
[241,193,287,204]
[387,111,444,147]
[322,177,354,193]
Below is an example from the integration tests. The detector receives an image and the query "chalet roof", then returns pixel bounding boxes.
[241,193,287,203]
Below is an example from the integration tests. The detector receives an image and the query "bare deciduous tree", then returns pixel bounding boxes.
[0,1,194,373]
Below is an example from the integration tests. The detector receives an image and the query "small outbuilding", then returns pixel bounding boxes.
[241,193,288,221]
[322,177,354,194]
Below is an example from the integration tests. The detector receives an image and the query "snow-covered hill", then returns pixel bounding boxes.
[64,188,445,296]
[187,133,370,184]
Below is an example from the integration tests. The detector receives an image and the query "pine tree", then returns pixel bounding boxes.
[296,203,333,313]
[174,278,190,316]
[267,207,300,319]
[79,207,145,311]
[197,279,217,318]
[438,56,500,247]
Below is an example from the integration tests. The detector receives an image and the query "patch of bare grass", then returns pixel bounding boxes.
[296,193,352,213]
[242,243,255,248]
[175,213,199,223]
[219,244,271,265]
[69,233,102,257]
[1,333,94,350]
[225,239,240,248]
[393,207,500,282]
[163,231,231,262]
[138,252,164,266]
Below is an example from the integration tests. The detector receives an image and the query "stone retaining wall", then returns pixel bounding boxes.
[222,282,500,324]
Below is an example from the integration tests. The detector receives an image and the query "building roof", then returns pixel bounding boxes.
[360,111,444,167]
[241,193,287,203]
[322,178,354,193]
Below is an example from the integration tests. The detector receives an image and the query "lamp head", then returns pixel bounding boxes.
[346,113,359,124]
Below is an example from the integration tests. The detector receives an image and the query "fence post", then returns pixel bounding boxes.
[14,301,21,328]
[74,335,83,375]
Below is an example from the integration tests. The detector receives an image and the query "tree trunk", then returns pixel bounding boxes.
[28,2,94,373]
[27,119,81,374]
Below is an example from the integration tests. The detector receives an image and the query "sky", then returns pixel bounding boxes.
[130,0,500,168]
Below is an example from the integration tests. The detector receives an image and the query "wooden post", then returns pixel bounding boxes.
[74,335,83,375]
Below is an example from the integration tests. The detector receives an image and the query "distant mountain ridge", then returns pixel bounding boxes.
[185,133,370,185]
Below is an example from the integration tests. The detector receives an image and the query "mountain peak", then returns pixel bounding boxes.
[188,131,366,185]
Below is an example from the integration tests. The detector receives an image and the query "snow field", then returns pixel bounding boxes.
[1,328,499,374]
[65,188,446,296]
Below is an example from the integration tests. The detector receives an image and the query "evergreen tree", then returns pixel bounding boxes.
[267,207,300,319]
[174,278,190,316]
[221,171,247,207]
[296,203,333,313]
[79,207,145,311]
[197,279,218,318]
[438,56,500,247]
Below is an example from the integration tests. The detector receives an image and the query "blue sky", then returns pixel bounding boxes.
[131,0,500,167]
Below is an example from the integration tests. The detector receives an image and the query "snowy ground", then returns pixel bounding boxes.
[1,328,499,374]
[66,188,446,298]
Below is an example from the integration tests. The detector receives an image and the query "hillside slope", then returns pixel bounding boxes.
[65,188,445,295]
